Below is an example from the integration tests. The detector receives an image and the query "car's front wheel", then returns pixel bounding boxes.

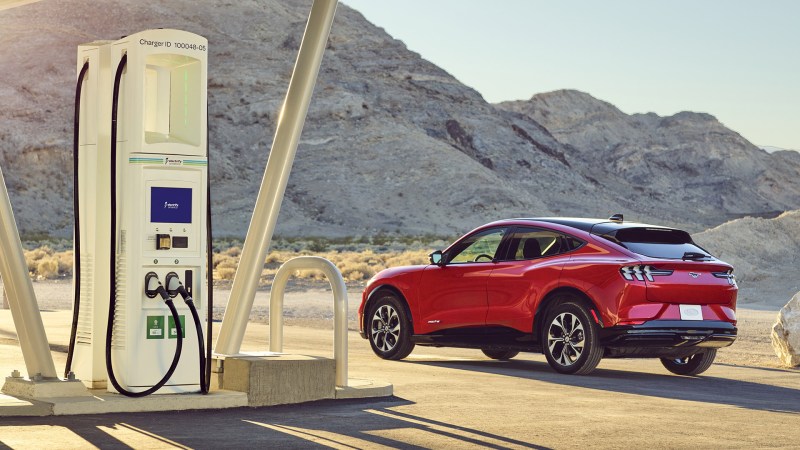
[542,300,603,375]
[481,349,519,360]
[367,292,415,360]
[660,349,717,376]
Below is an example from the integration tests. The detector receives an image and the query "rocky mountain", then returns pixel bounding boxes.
[498,90,800,226]
[761,146,798,154]
[1,1,799,240]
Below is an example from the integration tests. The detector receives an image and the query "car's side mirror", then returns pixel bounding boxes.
[429,250,444,266]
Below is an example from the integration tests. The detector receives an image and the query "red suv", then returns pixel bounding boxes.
[358,216,737,375]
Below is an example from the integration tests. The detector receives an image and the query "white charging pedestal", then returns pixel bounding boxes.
[73,29,208,394]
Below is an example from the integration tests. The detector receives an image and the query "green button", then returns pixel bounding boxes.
[168,315,186,339]
[146,316,165,340]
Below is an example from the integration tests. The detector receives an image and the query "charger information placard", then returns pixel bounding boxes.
[146,316,165,339]
[168,315,186,339]
[151,187,192,223]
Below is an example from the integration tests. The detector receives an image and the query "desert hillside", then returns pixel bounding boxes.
[693,210,800,308]
[1,1,799,240]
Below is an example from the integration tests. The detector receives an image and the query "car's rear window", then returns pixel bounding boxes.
[597,227,710,259]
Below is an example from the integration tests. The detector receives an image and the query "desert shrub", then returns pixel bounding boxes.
[36,257,60,279]
[22,246,73,279]
[346,270,366,281]
[385,250,429,267]
[339,261,374,281]
[213,254,238,280]
[306,238,327,253]
[213,254,236,269]
[264,252,281,264]
[216,267,236,280]
[25,246,53,273]
[293,268,326,281]
[224,246,242,257]
[57,251,74,274]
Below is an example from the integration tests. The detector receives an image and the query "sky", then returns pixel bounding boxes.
[342,0,799,150]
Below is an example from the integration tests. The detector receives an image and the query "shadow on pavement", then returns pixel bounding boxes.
[0,397,550,449]
[406,358,800,414]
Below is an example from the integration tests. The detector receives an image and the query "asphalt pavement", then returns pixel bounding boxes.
[1,311,799,448]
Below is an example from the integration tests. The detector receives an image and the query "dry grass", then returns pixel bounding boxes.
[214,248,430,284]
[21,241,435,285]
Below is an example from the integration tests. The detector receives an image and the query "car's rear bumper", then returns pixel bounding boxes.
[601,320,736,358]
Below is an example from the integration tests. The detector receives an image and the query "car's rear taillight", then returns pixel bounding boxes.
[620,265,674,282]
[712,269,736,286]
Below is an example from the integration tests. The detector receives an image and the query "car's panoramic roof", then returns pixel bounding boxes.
[514,217,674,234]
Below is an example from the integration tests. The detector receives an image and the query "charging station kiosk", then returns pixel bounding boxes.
[72,29,209,394]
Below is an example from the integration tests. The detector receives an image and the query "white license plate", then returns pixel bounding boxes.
[679,304,703,320]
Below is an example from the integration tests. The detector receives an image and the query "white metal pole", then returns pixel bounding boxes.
[268,256,348,387]
[215,0,338,355]
[0,165,58,379]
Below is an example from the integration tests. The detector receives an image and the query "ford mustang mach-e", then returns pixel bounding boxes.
[358,216,737,375]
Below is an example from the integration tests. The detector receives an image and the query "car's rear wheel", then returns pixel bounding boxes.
[481,349,519,360]
[542,300,603,375]
[660,349,717,376]
[368,292,415,360]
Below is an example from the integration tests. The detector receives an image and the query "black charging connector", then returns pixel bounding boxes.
[165,272,189,300]
[144,272,170,300]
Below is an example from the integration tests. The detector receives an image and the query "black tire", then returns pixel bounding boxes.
[660,349,717,376]
[542,299,603,375]
[481,349,519,360]
[367,291,415,360]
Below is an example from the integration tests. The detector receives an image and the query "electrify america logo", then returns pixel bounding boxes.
[164,158,183,166]
[164,202,180,210]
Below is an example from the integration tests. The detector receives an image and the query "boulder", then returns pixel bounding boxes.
[771,292,800,367]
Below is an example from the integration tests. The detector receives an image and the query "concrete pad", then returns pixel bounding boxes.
[0,393,52,417]
[0,389,247,416]
[216,354,335,406]
[49,389,248,415]
[335,377,393,399]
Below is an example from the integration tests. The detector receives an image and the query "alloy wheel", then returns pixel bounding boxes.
[547,312,586,366]
[371,304,401,353]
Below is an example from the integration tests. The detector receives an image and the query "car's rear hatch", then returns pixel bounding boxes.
[640,259,736,304]
[596,225,737,304]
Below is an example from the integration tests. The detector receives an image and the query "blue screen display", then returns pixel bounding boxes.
[151,187,192,224]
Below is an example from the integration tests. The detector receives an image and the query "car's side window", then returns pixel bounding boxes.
[504,228,572,260]
[566,237,584,251]
[448,228,507,264]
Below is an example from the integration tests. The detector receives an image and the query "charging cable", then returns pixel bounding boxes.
[165,272,208,394]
